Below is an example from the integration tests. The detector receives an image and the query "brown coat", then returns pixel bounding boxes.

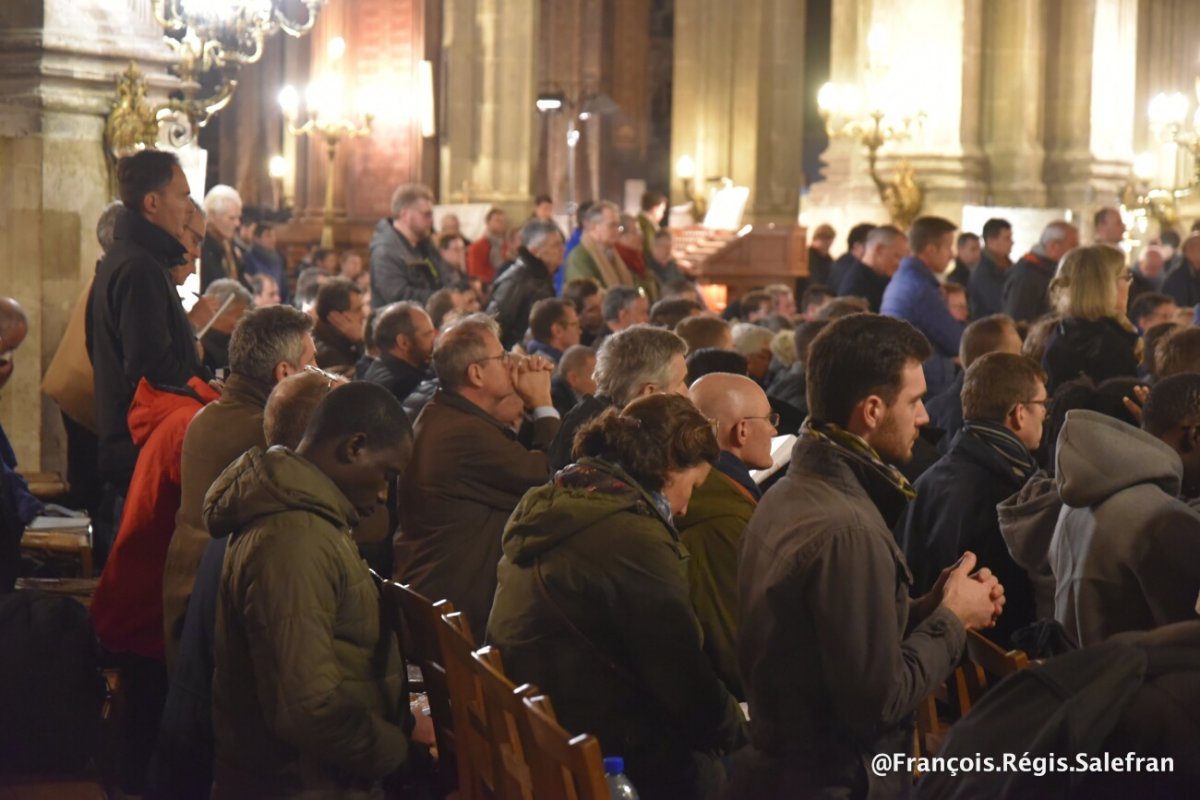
[162,373,271,673]
[394,390,558,640]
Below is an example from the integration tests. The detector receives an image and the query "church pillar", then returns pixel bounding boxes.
[0,0,175,472]
[671,0,807,224]
[439,0,537,213]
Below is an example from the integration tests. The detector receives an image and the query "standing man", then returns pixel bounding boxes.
[807,224,837,287]
[1094,206,1127,248]
[838,225,906,312]
[827,223,875,294]
[88,150,206,519]
[731,314,1004,798]
[880,216,966,361]
[466,207,510,286]
[1161,234,1200,308]
[564,201,635,289]
[369,183,448,307]
[1003,220,1079,323]
[486,219,565,348]
[947,232,981,287]
[968,217,1015,318]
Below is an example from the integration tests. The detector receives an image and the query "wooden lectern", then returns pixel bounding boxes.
[673,224,808,312]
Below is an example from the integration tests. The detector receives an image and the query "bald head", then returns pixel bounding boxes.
[689,372,776,469]
[263,369,345,449]
[0,297,27,389]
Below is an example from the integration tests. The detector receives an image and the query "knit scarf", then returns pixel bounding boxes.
[804,419,916,500]
[962,419,1038,483]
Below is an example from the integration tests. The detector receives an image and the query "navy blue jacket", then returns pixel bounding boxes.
[967,252,1008,319]
[880,257,965,358]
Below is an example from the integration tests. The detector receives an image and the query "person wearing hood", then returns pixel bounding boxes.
[678,373,776,700]
[1050,375,1200,647]
[208,382,431,797]
[486,218,565,349]
[898,352,1046,647]
[730,314,1004,800]
[395,314,559,641]
[1041,244,1140,394]
[487,393,747,800]
[368,183,448,308]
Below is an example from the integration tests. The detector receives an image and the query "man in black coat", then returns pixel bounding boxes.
[898,352,1044,646]
[1161,234,1200,308]
[925,314,1023,446]
[87,150,207,494]
[1002,220,1079,323]
[368,183,448,307]
[485,219,565,349]
[837,225,905,312]
[363,301,436,404]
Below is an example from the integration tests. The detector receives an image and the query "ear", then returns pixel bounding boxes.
[465,362,486,390]
[1183,425,1200,454]
[1008,402,1026,434]
[858,394,887,433]
[273,361,294,383]
[637,382,658,398]
[732,419,750,448]
[336,432,369,464]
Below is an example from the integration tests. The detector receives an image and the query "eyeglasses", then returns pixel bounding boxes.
[1118,270,1135,284]
[1016,398,1051,413]
[474,352,513,367]
[304,363,347,388]
[742,412,781,428]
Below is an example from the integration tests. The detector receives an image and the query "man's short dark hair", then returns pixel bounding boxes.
[1142,373,1200,437]
[847,223,876,249]
[1093,207,1118,229]
[534,194,553,206]
[315,277,363,321]
[1157,327,1200,379]
[425,288,458,330]
[675,315,730,353]
[909,216,958,255]
[685,348,748,385]
[252,221,274,238]
[739,290,770,317]
[374,302,422,351]
[794,319,831,368]
[250,274,276,297]
[485,206,506,223]
[602,286,642,322]
[816,297,868,320]
[116,150,180,214]
[530,298,571,342]
[807,315,932,427]
[650,298,701,329]
[228,305,314,384]
[960,314,1017,368]
[299,381,413,452]
[982,218,1012,242]
[956,232,980,249]
[800,284,834,312]
[641,190,666,212]
[1129,292,1174,328]
[961,353,1046,422]
[313,248,335,266]
[563,278,602,314]
[1161,230,1182,250]
[295,267,325,307]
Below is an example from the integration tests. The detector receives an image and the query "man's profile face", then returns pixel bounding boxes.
[209,198,241,242]
[0,321,26,389]
[924,232,956,274]
[870,360,928,464]
[256,277,281,306]
[403,199,434,240]
[591,208,620,247]
[957,237,982,268]
[408,309,437,366]
[580,293,605,332]
[151,165,195,241]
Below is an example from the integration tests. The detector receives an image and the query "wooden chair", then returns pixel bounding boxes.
[472,646,537,800]
[438,610,496,800]
[518,693,610,800]
[19,529,93,578]
[387,582,458,795]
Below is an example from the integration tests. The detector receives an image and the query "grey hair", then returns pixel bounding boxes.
[432,313,501,391]
[582,200,618,228]
[203,185,242,216]
[594,324,687,406]
[1035,220,1076,255]
[521,218,564,250]
[602,285,642,322]
[97,201,124,253]
[228,305,314,384]
[204,278,254,309]
[390,183,434,215]
[731,322,775,357]
[865,224,905,250]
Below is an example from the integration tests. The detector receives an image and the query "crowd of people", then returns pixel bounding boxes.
[3,146,1200,799]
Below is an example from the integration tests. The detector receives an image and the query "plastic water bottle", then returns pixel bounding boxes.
[604,756,639,799]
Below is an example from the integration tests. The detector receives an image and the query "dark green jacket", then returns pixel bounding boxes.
[487,459,746,800]
[675,466,757,701]
[207,447,410,798]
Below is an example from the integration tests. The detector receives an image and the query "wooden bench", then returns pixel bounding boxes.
[19,528,93,578]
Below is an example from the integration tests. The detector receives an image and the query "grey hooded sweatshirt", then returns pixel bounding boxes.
[1050,410,1200,646]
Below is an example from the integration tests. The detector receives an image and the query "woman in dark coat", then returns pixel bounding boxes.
[1041,244,1140,393]
[487,394,747,800]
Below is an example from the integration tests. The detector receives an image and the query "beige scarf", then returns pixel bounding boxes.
[582,234,634,288]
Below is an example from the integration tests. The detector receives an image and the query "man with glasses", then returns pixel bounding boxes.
[395,314,559,641]
[898,351,1046,645]
[369,183,448,307]
[679,373,778,700]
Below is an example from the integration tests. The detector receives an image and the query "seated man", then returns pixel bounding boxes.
[486,218,564,348]
[548,324,689,470]
[312,277,367,374]
[198,279,253,375]
[679,373,777,699]
[0,298,43,591]
[209,382,431,797]
[598,284,650,344]
[562,278,606,347]
[395,314,559,640]
[363,301,436,404]
[898,352,1045,646]
[525,298,581,364]
[1051,374,1200,646]
[731,313,1003,799]
[675,314,733,354]
[551,344,596,416]
[924,314,1022,442]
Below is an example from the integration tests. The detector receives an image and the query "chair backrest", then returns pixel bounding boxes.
[953,629,1032,716]
[388,582,458,794]
[438,610,495,800]
[472,647,537,800]
[519,693,610,800]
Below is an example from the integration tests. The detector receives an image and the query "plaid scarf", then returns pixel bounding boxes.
[962,419,1038,483]
[804,419,917,501]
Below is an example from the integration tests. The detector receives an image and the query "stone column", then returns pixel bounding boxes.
[0,0,176,472]
[1042,0,1138,218]
[439,0,536,214]
[671,0,806,224]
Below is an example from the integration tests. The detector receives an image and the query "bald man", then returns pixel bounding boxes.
[677,372,778,700]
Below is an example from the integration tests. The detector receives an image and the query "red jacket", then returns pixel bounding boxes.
[91,376,220,660]
[467,235,508,284]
